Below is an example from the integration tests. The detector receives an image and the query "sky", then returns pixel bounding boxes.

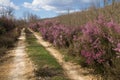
[0,0,107,19]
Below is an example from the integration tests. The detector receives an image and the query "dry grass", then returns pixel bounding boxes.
[55,3,120,26]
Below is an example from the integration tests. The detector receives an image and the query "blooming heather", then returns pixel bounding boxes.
[29,16,120,65]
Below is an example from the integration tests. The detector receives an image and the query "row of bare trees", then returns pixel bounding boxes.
[103,0,119,6]
[23,11,40,23]
[90,0,119,8]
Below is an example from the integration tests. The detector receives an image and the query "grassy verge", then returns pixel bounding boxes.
[58,48,86,66]
[25,29,68,80]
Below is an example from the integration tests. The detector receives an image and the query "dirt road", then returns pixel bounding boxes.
[29,29,101,80]
[0,28,35,80]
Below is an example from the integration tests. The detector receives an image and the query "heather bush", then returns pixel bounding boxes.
[0,28,20,47]
[0,16,15,33]
[0,17,21,57]
[0,36,14,47]
[80,16,120,74]
[29,15,120,79]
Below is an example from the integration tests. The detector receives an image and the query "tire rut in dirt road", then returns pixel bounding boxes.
[29,29,100,80]
[0,28,35,80]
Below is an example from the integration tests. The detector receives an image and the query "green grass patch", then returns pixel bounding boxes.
[25,29,68,80]
[59,48,87,66]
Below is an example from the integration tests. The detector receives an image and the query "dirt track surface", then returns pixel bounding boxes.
[29,29,101,80]
[0,28,35,80]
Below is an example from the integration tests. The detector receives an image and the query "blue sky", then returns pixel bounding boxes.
[0,0,110,19]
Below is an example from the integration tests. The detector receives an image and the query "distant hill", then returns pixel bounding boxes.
[53,2,120,26]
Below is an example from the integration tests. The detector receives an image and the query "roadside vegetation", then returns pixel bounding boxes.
[0,6,26,59]
[0,16,22,58]
[25,28,68,80]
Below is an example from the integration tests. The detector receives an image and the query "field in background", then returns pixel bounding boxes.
[56,3,120,26]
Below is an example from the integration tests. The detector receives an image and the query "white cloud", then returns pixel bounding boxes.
[0,0,19,10]
[23,0,56,11]
[83,0,91,3]
[23,0,92,12]
[23,1,55,11]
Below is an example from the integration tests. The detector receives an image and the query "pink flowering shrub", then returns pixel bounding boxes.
[29,16,120,75]
[80,16,120,65]
[32,20,82,48]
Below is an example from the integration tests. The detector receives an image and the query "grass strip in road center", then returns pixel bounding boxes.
[25,29,68,80]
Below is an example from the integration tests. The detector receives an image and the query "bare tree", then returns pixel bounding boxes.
[23,11,40,23]
[0,5,14,18]
[0,5,6,16]
[104,0,108,6]
[23,11,29,22]
[7,7,14,16]
[29,13,39,22]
